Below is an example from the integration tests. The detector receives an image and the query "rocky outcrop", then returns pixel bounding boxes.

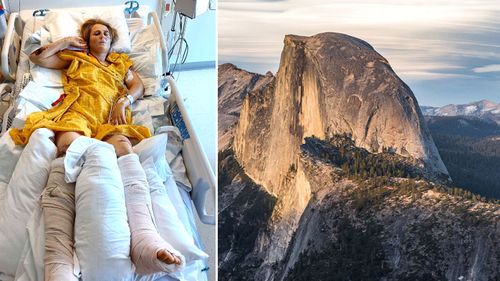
[218,151,277,280]
[218,140,500,281]
[279,140,500,281]
[218,63,273,150]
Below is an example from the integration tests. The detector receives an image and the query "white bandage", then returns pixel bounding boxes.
[118,153,185,274]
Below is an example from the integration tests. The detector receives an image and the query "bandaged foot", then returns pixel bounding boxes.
[118,153,185,275]
[41,157,78,281]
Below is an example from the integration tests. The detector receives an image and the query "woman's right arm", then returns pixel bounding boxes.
[29,37,87,69]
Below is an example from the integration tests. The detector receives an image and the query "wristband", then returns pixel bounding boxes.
[126,94,134,105]
[117,97,129,107]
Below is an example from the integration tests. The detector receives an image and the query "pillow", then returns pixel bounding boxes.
[157,126,193,191]
[163,157,194,238]
[11,82,64,129]
[30,65,64,87]
[13,205,46,281]
[132,133,198,255]
[0,129,23,185]
[129,24,163,96]
[64,136,134,281]
[22,27,64,88]
[141,157,208,262]
[132,134,169,181]
[127,17,144,38]
[27,7,133,88]
[0,128,57,276]
[18,81,63,110]
[43,7,132,53]
[44,10,82,43]
[88,6,132,53]
[131,96,168,132]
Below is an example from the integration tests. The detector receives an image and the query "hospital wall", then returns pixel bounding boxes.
[163,8,216,70]
[183,9,216,67]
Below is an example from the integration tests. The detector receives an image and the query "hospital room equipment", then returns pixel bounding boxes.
[0,1,215,280]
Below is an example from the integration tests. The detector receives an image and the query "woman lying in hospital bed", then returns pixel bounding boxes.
[4,19,186,280]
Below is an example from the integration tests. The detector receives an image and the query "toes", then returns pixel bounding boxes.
[157,250,177,265]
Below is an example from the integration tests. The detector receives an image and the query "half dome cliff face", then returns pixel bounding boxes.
[233,32,448,189]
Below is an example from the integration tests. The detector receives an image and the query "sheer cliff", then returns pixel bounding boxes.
[233,33,448,187]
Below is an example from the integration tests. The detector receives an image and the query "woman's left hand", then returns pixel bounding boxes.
[110,100,128,125]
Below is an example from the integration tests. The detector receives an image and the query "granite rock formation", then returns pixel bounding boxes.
[216,33,484,281]
[218,63,273,150]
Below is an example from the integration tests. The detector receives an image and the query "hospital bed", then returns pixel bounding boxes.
[0,3,215,281]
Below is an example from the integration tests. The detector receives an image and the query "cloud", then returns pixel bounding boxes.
[399,71,474,80]
[472,64,500,73]
[219,0,500,104]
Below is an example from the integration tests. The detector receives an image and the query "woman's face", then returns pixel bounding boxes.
[88,24,112,53]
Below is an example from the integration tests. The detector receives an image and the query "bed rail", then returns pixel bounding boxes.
[0,83,14,135]
[147,11,169,74]
[167,75,216,225]
[151,11,215,225]
[1,12,22,82]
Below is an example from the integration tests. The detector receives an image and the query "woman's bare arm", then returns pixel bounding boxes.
[123,69,145,103]
[30,37,87,69]
[110,70,145,125]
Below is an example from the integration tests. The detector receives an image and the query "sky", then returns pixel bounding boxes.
[219,0,500,106]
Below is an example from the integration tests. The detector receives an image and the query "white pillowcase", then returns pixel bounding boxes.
[27,7,133,89]
[132,134,169,181]
[129,24,163,96]
[43,6,132,53]
[18,81,63,110]
[0,129,23,185]
[64,137,134,281]
[0,128,57,276]
[27,7,164,96]
[142,157,208,262]
[44,10,81,44]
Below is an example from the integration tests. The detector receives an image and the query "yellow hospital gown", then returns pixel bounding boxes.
[10,50,151,145]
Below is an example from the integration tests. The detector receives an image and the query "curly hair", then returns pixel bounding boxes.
[80,19,118,46]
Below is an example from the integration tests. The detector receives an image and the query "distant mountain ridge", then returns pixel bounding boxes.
[421,100,500,124]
